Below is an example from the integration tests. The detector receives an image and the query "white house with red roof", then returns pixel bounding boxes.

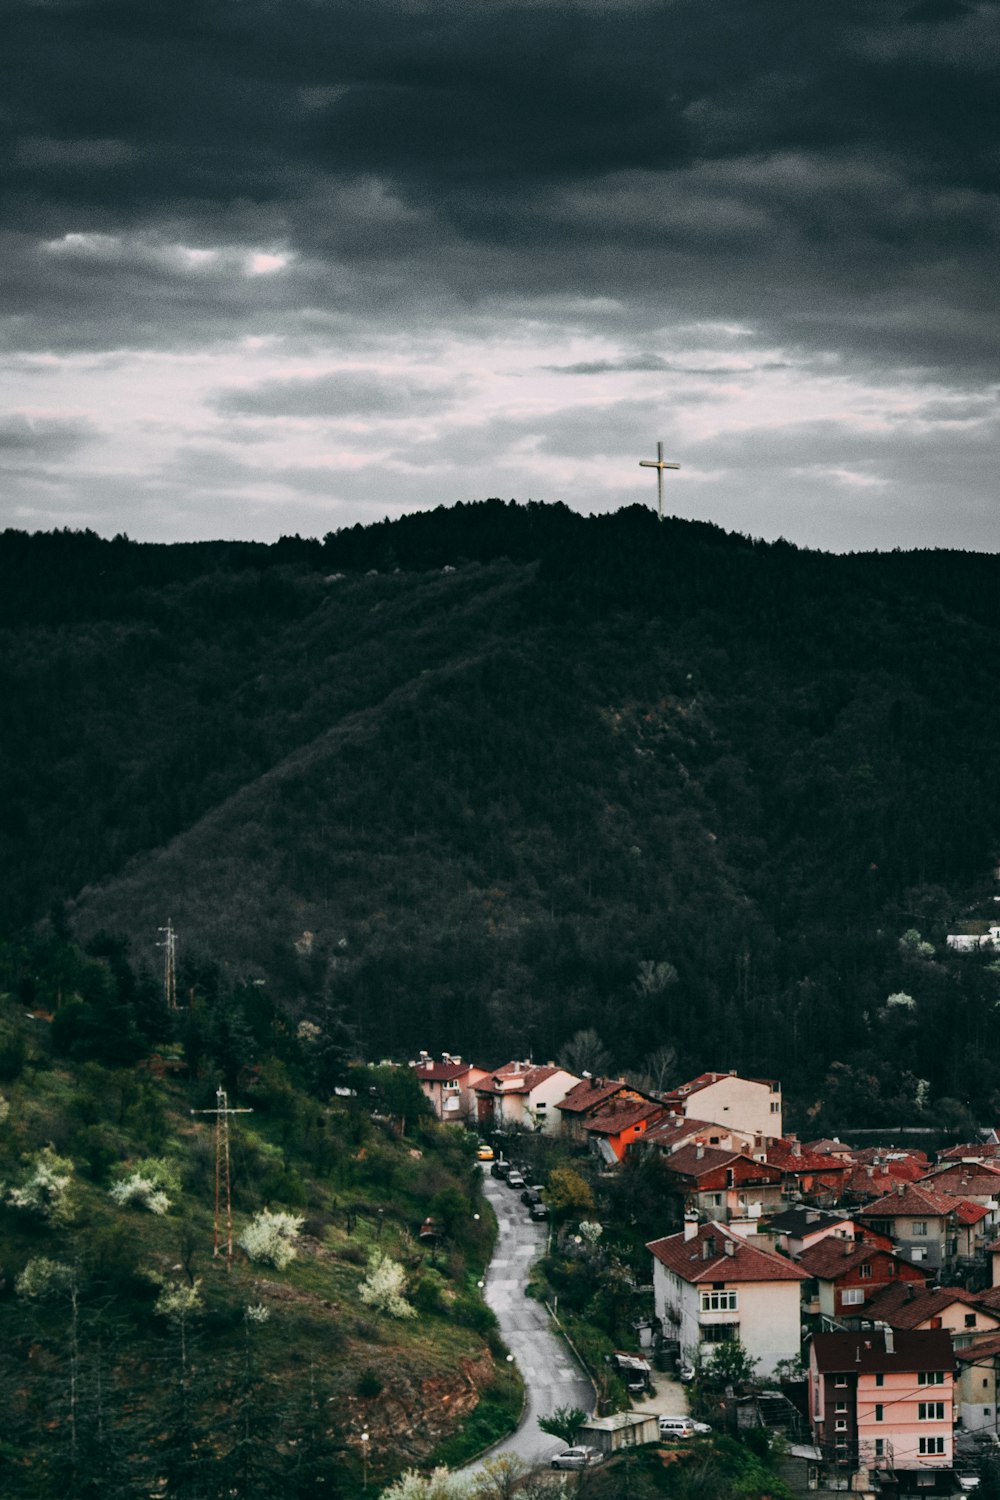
[411,1052,489,1122]
[662,1070,783,1143]
[859,1182,984,1273]
[642,1112,755,1158]
[474,1060,580,1135]
[647,1218,806,1378]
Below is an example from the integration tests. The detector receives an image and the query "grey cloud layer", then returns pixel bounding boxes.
[3,0,999,375]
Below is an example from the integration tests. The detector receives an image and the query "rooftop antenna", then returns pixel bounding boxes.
[639,441,681,520]
[191,1086,252,1269]
[157,920,178,1010]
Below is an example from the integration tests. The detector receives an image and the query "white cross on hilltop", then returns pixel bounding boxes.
[639,441,680,520]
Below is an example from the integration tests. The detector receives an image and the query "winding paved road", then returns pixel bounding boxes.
[473,1169,594,1468]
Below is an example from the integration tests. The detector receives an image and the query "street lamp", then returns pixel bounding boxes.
[361,1432,370,1490]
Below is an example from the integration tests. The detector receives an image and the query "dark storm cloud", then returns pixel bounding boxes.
[4,0,998,373]
[213,370,464,420]
[0,413,97,456]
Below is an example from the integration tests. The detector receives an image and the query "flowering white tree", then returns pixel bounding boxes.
[6,1145,75,1222]
[381,1466,471,1500]
[16,1256,76,1299]
[358,1249,416,1319]
[110,1157,178,1215]
[237,1208,304,1269]
[153,1278,204,1324]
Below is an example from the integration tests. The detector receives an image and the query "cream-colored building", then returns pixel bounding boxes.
[648,1218,806,1379]
[474,1061,580,1135]
[662,1071,782,1143]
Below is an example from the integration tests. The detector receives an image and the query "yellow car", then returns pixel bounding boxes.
[476,1144,495,1161]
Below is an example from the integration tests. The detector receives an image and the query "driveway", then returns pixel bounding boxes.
[473,1169,595,1467]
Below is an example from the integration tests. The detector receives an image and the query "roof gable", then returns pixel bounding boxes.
[648,1221,808,1284]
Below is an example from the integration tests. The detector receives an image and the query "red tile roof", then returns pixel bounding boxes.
[557,1078,631,1114]
[582,1100,664,1137]
[795,1237,911,1281]
[956,1333,1000,1364]
[811,1327,953,1374]
[476,1062,564,1095]
[954,1199,990,1225]
[862,1282,984,1329]
[414,1060,471,1082]
[643,1114,736,1149]
[647,1221,807,1284]
[857,1182,964,1219]
[664,1071,778,1105]
[767,1139,850,1174]
[939,1141,1000,1162]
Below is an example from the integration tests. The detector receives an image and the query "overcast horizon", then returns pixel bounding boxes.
[2,0,998,554]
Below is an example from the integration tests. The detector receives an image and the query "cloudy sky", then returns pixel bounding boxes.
[2,0,998,551]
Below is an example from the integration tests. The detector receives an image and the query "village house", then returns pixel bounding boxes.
[955,1334,1000,1434]
[809,1327,955,1487]
[805,1138,858,1162]
[556,1076,658,1144]
[917,1161,1000,1241]
[656,1144,785,1226]
[857,1182,967,1273]
[647,1217,807,1379]
[938,1138,1000,1165]
[762,1205,868,1258]
[580,1096,666,1165]
[411,1052,488,1122]
[796,1235,925,1325]
[859,1283,1000,1349]
[474,1060,580,1135]
[662,1070,783,1142]
[641,1112,755,1159]
[765,1137,851,1206]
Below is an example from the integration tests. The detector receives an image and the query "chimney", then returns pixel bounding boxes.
[897,1182,904,1197]
[684,1213,699,1242]
[724,1238,736,1256]
[792,1141,802,1158]
[882,1325,894,1355]
[703,1236,716,1260]
[905,1283,915,1301]
[696,1144,705,1160]
[453,1056,461,1066]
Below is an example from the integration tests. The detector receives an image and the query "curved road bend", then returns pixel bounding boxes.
[471,1169,594,1468]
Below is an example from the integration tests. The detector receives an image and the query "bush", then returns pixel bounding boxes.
[237,1208,304,1269]
[356,1368,384,1399]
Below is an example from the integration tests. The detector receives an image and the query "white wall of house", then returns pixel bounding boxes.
[686,1077,782,1140]
[651,1260,801,1380]
[525,1070,580,1134]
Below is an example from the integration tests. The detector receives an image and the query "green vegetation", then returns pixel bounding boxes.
[0,964,505,1496]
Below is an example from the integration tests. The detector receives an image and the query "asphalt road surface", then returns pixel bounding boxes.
[473,1168,595,1468]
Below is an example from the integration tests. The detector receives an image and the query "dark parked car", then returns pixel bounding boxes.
[521,1186,543,1205]
[506,1170,526,1190]
[491,1160,512,1179]
[529,1201,549,1221]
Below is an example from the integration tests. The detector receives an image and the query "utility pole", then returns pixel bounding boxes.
[157,920,178,1010]
[191,1087,252,1268]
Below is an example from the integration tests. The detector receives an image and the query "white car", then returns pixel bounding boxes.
[550,1446,603,1470]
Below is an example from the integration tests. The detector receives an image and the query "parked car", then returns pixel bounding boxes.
[476,1144,494,1161]
[676,1361,696,1384]
[691,1419,712,1435]
[506,1170,526,1189]
[521,1186,544,1205]
[550,1447,602,1470]
[529,1201,549,1221]
[658,1416,696,1440]
[491,1160,512,1179]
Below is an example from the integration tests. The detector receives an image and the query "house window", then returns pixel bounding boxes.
[700,1290,738,1313]
[701,1323,739,1343]
[835,1420,847,1431]
[875,1374,885,1388]
[875,1405,884,1422]
[710,1193,723,1207]
[912,1247,927,1262]
[869,1221,892,1237]
[842,1288,864,1306]
[918,1373,945,1386]
[919,1438,945,1456]
[835,1376,848,1387]
[912,1221,929,1236]
[860,1263,873,1279]
[836,1402,848,1413]
[966,1314,977,1328]
[875,1440,885,1458]
[770,1101,780,1112]
[918,1402,945,1421]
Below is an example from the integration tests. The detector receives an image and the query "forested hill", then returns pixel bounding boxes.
[3,503,1000,1128]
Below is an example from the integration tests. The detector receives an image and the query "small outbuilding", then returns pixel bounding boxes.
[577,1411,661,1454]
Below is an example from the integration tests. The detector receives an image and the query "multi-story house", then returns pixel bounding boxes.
[955,1334,1000,1433]
[648,1217,806,1379]
[641,1112,754,1159]
[656,1145,785,1225]
[861,1282,1000,1349]
[762,1205,869,1258]
[796,1236,926,1324]
[557,1077,638,1142]
[580,1097,666,1164]
[809,1327,955,1484]
[857,1182,966,1273]
[411,1052,488,1122]
[474,1061,580,1135]
[662,1070,783,1143]
[765,1138,851,1206]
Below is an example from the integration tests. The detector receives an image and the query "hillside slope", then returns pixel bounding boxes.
[3,506,1000,1121]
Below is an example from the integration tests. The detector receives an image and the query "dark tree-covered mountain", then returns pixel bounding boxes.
[2,504,999,1126]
